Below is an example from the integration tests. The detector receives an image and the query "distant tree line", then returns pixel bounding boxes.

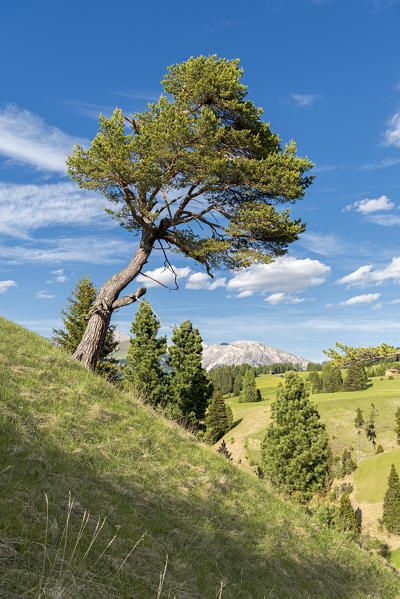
[307,363,368,394]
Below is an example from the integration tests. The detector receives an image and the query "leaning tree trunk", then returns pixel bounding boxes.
[73,233,154,370]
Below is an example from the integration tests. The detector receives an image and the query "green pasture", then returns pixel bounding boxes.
[353,448,400,504]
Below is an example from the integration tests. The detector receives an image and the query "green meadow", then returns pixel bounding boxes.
[1,317,399,598]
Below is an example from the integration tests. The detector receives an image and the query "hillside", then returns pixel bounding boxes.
[111,337,309,371]
[0,318,399,598]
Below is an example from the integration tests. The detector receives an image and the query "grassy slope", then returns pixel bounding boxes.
[0,319,399,599]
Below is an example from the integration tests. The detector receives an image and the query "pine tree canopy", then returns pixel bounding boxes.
[67,55,313,275]
[169,320,213,422]
[125,300,167,405]
[205,391,232,444]
[241,368,258,402]
[325,341,400,367]
[337,494,360,537]
[321,362,342,393]
[262,373,330,499]
[383,464,400,534]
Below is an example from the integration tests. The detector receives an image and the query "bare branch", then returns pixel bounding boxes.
[112,287,147,310]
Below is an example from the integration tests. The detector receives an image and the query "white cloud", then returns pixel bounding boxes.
[46,268,67,283]
[264,292,305,305]
[185,272,226,290]
[289,94,320,108]
[367,214,400,226]
[341,293,381,305]
[0,182,110,238]
[227,257,330,297]
[339,257,400,287]
[0,105,86,173]
[36,290,55,299]
[344,195,394,214]
[0,280,17,294]
[0,237,133,264]
[136,266,191,288]
[384,113,400,148]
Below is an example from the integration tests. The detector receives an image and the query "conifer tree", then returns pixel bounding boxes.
[307,371,323,394]
[241,368,258,402]
[337,494,360,537]
[53,277,118,379]
[365,403,377,450]
[321,362,342,393]
[205,391,232,444]
[354,408,364,463]
[383,464,400,534]
[233,374,242,397]
[343,364,368,392]
[169,320,213,423]
[261,373,330,499]
[125,300,167,406]
[395,407,400,446]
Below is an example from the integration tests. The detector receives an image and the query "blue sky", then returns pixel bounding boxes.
[1,0,400,361]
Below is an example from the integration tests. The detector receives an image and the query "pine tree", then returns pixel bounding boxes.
[205,391,232,444]
[337,494,360,537]
[241,368,258,403]
[340,449,357,477]
[365,403,377,450]
[395,407,400,446]
[354,408,364,463]
[321,362,343,393]
[343,364,368,392]
[261,373,330,499]
[53,277,118,379]
[217,440,232,461]
[383,464,400,534]
[232,374,242,397]
[169,320,213,423]
[307,371,323,394]
[125,301,167,406]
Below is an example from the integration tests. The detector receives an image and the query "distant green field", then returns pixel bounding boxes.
[353,448,400,503]
[237,374,400,466]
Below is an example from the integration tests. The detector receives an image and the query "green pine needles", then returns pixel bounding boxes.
[262,373,330,500]
[205,391,233,444]
[241,368,259,402]
[337,494,360,538]
[383,464,400,534]
[168,320,213,424]
[125,300,167,406]
[343,364,368,392]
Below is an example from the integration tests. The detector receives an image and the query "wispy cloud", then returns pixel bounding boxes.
[338,257,400,286]
[264,292,305,305]
[360,157,400,170]
[0,280,17,294]
[136,266,191,288]
[384,113,400,147]
[341,293,381,305]
[114,91,158,101]
[0,182,110,238]
[343,194,394,214]
[35,290,55,299]
[65,101,115,120]
[185,272,226,290]
[46,268,67,284]
[289,93,320,108]
[299,232,348,256]
[0,237,133,264]
[0,105,86,173]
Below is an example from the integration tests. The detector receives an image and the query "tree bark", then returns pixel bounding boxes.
[73,233,155,370]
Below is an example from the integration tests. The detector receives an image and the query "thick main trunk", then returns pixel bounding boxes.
[73,233,154,370]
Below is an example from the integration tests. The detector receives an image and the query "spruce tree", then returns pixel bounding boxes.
[232,374,242,397]
[307,371,323,394]
[383,464,400,534]
[169,320,213,423]
[241,368,258,403]
[395,407,400,446]
[354,408,364,463]
[53,277,118,379]
[321,362,343,393]
[261,373,330,499]
[205,391,232,444]
[337,494,360,537]
[343,364,368,392]
[125,301,167,406]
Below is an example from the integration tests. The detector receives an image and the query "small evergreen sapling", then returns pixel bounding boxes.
[241,368,258,402]
[395,407,400,446]
[337,494,360,538]
[205,392,232,444]
[217,440,232,461]
[354,408,364,463]
[383,464,400,534]
[365,403,377,451]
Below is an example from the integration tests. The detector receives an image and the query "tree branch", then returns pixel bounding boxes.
[111,287,147,310]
